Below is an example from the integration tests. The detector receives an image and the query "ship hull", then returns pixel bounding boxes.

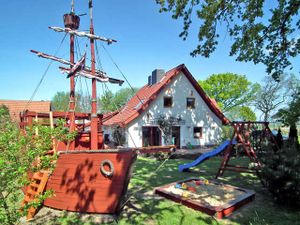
[44,149,136,214]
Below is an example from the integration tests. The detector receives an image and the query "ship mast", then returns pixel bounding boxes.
[89,0,98,150]
[64,0,80,149]
[30,0,122,151]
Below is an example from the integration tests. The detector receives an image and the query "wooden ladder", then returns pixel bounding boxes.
[22,170,50,220]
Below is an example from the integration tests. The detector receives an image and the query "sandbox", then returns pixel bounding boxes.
[154,178,255,219]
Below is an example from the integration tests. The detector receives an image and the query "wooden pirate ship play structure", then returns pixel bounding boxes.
[21,0,138,219]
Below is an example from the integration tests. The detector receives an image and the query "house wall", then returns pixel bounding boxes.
[126,72,223,148]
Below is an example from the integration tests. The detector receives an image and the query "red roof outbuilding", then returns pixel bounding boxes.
[0,99,51,122]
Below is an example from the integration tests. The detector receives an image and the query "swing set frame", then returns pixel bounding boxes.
[216,121,278,178]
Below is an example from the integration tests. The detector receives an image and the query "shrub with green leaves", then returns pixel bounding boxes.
[221,125,234,142]
[258,143,300,209]
[111,126,126,146]
[0,106,76,225]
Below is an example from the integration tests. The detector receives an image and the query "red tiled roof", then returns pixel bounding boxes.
[103,64,230,127]
[0,99,51,122]
[102,110,119,123]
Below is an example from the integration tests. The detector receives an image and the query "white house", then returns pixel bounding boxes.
[103,64,229,148]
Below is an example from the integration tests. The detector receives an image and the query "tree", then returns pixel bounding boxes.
[156,0,300,80]
[199,73,260,113]
[52,88,139,114]
[77,94,92,113]
[51,91,71,112]
[99,90,115,113]
[99,87,138,113]
[227,106,256,121]
[114,88,138,108]
[259,141,300,209]
[51,91,91,113]
[255,74,291,121]
[274,90,300,142]
[273,74,300,142]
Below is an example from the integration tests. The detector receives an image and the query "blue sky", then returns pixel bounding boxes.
[0,0,299,101]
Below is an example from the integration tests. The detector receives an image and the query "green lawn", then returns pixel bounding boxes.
[45,155,300,225]
[116,156,300,225]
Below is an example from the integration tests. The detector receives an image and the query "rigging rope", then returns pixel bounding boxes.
[102,82,138,148]
[95,39,139,147]
[24,33,68,111]
[98,42,171,146]
[75,36,92,100]
[120,151,176,209]
[100,43,144,104]
[97,42,145,147]
[95,40,103,72]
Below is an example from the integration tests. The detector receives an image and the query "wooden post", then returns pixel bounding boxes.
[89,0,99,150]
[68,29,76,150]
[35,115,39,136]
[216,121,263,178]
[49,111,57,153]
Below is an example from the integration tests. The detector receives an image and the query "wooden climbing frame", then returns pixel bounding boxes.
[216,121,278,178]
[21,170,50,220]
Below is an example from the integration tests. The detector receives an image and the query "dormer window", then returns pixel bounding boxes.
[187,97,195,109]
[164,96,173,108]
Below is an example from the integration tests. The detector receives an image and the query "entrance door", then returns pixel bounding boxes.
[172,126,180,148]
[142,126,161,147]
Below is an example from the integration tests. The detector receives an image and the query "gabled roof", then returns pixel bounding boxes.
[0,99,51,122]
[103,64,229,127]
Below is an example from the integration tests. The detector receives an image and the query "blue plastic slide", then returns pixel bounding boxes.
[178,140,232,172]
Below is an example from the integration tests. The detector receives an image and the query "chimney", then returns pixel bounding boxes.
[151,69,165,85]
[148,75,152,86]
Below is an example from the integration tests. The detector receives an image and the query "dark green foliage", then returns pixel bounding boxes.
[274,85,300,141]
[51,91,84,112]
[258,143,300,209]
[99,87,138,113]
[199,73,259,113]
[221,125,234,141]
[51,91,71,111]
[51,91,93,113]
[199,73,258,121]
[156,0,300,80]
[52,88,139,114]
[99,90,115,112]
[276,95,300,127]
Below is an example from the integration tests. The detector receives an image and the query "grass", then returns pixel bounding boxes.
[116,156,300,225]
[31,155,300,225]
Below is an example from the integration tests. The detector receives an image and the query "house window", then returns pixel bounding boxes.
[164,96,173,108]
[194,127,203,139]
[186,97,195,109]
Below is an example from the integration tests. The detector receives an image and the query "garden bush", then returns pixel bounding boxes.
[258,142,300,209]
[0,105,76,225]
